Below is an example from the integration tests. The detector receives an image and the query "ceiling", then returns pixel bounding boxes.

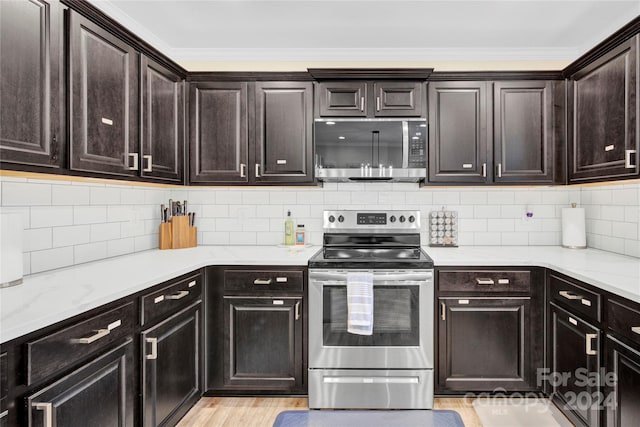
[89,0,640,70]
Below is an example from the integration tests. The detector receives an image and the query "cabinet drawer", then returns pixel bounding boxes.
[141,273,202,326]
[549,274,600,323]
[607,298,640,347]
[224,270,304,293]
[438,270,530,293]
[26,302,134,386]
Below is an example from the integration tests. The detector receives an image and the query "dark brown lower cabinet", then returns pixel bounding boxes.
[438,297,536,391]
[222,297,303,391]
[25,339,134,427]
[141,301,201,427]
[549,302,601,427]
[605,336,640,427]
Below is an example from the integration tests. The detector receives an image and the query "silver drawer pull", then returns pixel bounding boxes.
[70,328,110,344]
[458,299,469,304]
[276,277,288,283]
[581,298,592,307]
[254,278,273,285]
[632,327,640,335]
[165,290,189,300]
[34,403,52,427]
[146,337,158,360]
[360,97,365,112]
[154,295,165,304]
[143,155,152,172]
[240,163,246,178]
[128,152,139,171]
[476,278,495,285]
[295,301,301,320]
[569,317,578,326]
[441,302,446,321]
[188,280,197,288]
[0,410,7,419]
[498,278,510,285]
[559,290,582,300]
[586,333,597,355]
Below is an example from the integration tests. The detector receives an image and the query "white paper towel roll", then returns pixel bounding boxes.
[562,205,587,249]
[0,212,24,287]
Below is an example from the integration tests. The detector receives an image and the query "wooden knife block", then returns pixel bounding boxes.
[159,216,197,250]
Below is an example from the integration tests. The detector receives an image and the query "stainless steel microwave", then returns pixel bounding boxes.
[314,118,427,182]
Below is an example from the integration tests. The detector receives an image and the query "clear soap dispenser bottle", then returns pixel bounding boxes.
[284,210,295,245]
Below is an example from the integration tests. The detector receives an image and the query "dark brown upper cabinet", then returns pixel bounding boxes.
[569,35,639,183]
[140,55,184,183]
[0,0,64,168]
[190,81,313,185]
[69,10,139,177]
[428,81,490,183]
[494,81,555,183]
[189,81,249,184]
[254,82,314,184]
[316,81,424,117]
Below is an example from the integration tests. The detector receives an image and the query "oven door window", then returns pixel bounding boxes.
[322,285,419,346]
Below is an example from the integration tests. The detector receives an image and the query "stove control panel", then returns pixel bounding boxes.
[324,210,421,232]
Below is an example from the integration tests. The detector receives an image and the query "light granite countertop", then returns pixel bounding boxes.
[1,245,638,344]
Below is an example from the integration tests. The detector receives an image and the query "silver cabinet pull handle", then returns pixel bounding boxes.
[240,163,246,178]
[376,96,381,111]
[559,290,582,300]
[128,153,139,170]
[497,163,502,178]
[70,328,110,344]
[255,163,261,177]
[360,97,365,112]
[143,155,152,172]
[0,410,8,419]
[631,327,640,335]
[497,278,510,285]
[254,278,273,285]
[440,302,446,321]
[165,290,189,300]
[295,301,301,320]
[276,277,288,283]
[34,403,52,427]
[476,278,495,285]
[586,333,597,355]
[482,163,487,177]
[625,149,637,168]
[146,337,158,360]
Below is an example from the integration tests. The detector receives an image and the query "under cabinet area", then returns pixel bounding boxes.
[436,268,543,392]
[206,266,307,394]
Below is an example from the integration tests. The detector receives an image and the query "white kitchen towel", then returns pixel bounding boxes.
[347,271,374,335]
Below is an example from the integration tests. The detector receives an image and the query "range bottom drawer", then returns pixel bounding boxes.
[308,369,433,409]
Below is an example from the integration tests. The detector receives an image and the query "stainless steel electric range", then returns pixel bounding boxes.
[308,210,434,409]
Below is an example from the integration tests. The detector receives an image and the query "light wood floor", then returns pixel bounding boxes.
[177,397,483,427]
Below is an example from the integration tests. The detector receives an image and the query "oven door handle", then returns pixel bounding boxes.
[310,271,433,282]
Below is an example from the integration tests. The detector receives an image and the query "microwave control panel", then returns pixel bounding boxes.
[407,122,427,168]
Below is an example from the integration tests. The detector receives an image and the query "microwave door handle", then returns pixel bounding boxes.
[402,121,409,168]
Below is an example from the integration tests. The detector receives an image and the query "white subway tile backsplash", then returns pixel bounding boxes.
[459,219,487,232]
[243,218,271,232]
[30,206,74,228]
[529,232,560,245]
[611,222,638,239]
[269,191,297,205]
[433,191,460,205]
[52,184,90,205]
[461,192,488,205]
[134,234,157,252]
[31,246,74,273]
[120,188,146,205]
[107,206,135,223]
[229,231,257,245]
[473,232,501,245]
[90,223,121,242]
[215,191,242,205]
[74,206,107,225]
[324,191,353,204]
[296,191,324,205]
[107,238,135,257]
[202,231,230,245]
[473,205,501,218]
[351,191,379,204]
[202,205,229,218]
[488,219,514,232]
[2,182,51,206]
[23,228,52,252]
[74,242,108,264]
[601,206,625,221]
[501,232,529,245]
[23,253,31,276]
[90,187,121,205]
[488,191,515,205]
[53,225,91,247]
[256,231,281,245]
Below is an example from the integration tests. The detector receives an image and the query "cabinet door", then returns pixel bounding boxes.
[0,0,63,168]
[438,297,533,391]
[189,82,248,183]
[549,303,601,427]
[569,35,639,182]
[140,55,184,182]
[316,82,368,117]
[428,81,490,183]
[254,82,313,183]
[141,302,201,427]
[69,11,139,176]
[605,336,640,427]
[26,340,134,427]
[223,297,302,391]
[373,82,424,117]
[494,81,555,183]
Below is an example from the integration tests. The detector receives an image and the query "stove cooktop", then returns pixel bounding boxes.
[308,246,434,269]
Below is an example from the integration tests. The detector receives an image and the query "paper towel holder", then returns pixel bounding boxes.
[561,203,587,249]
